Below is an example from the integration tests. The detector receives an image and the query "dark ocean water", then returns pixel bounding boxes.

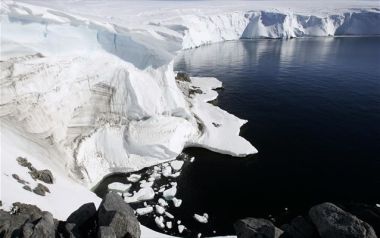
[95,37,380,237]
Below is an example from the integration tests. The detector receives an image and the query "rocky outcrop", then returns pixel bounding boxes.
[234,217,283,238]
[236,202,379,238]
[98,192,141,238]
[309,203,377,238]
[0,193,140,238]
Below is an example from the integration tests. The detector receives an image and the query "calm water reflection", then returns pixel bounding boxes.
[172,37,380,234]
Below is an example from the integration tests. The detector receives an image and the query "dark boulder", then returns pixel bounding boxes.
[98,192,140,238]
[66,203,97,237]
[281,216,317,238]
[175,72,191,82]
[33,183,50,196]
[30,169,54,184]
[309,202,377,238]
[67,203,97,226]
[98,226,117,238]
[30,211,55,238]
[234,217,283,238]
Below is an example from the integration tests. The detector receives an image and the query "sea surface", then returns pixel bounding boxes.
[95,37,380,236]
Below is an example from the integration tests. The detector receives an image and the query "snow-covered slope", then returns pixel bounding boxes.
[1,0,379,231]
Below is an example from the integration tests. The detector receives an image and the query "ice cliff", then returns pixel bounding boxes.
[1,0,379,220]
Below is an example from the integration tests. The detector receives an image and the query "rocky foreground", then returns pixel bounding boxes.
[0,192,379,238]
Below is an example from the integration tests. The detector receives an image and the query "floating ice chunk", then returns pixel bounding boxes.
[163,186,177,200]
[166,221,172,229]
[193,213,208,223]
[155,216,165,229]
[150,172,161,180]
[376,204,380,208]
[158,198,168,207]
[162,166,172,177]
[165,211,174,219]
[140,181,154,188]
[124,187,154,203]
[127,174,141,182]
[197,233,202,238]
[177,220,181,224]
[178,225,185,234]
[213,230,216,234]
[170,160,184,171]
[203,213,209,219]
[136,207,153,215]
[190,157,195,163]
[172,197,182,207]
[158,187,166,193]
[155,205,165,214]
[170,172,181,178]
[108,182,131,193]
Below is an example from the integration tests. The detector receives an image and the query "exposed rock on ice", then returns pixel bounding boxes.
[108,182,132,193]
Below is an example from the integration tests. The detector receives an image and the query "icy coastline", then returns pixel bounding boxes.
[1,0,380,233]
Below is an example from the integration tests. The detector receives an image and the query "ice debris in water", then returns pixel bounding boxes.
[163,186,177,200]
[172,197,182,207]
[170,160,184,171]
[136,206,153,215]
[193,213,208,223]
[127,174,141,182]
[155,216,165,229]
[124,187,154,203]
[158,198,168,207]
[178,225,185,234]
[165,211,174,219]
[166,221,172,229]
[155,205,165,214]
[107,182,131,193]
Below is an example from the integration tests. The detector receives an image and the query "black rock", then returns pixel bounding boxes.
[30,211,55,238]
[29,169,54,184]
[23,185,32,191]
[33,183,50,196]
[22,222,35,238]
[12,202,44,221]
[66,202,97,237]
[234,217,283,238]
[343,203,380,235]
[309,202,377,238]
[0,210,31,238]
[98,226,117,238]
[175,72,191,82]
[98,192,140,238]
[16,156,32,168]
[67,203,96,226]
[281,216,317,238]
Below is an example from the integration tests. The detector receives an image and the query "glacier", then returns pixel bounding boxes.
[1,0,380,236]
